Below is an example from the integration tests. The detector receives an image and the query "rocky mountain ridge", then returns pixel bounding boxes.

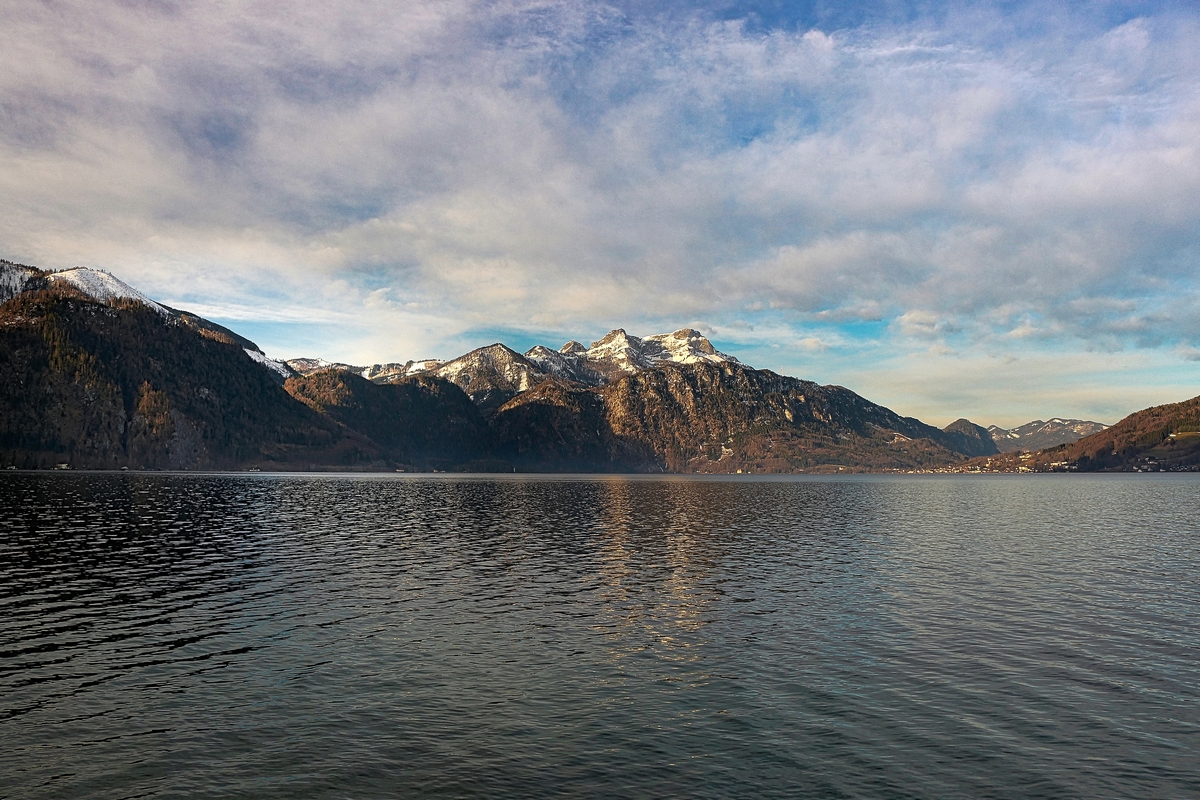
[285,326,743,414]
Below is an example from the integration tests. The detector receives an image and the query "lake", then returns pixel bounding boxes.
[1,473,1197,798]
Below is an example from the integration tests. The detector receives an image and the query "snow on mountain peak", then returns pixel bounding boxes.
[436,344,541,391]
[367,359,444,381]
[589,329,633,349]
[47,267,168,315]
[642,328,738,366]
[287,327,745,396]
[582,327,739,377]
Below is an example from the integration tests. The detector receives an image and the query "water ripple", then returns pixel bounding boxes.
[1,473,1198,798]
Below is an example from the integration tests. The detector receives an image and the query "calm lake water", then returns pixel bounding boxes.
[1,473,1197,799]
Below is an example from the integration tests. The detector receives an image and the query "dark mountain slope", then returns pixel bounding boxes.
[284,370,493,468]
[490,380,627,470]
[1044,395,1200,471]
[0,287,374,469]
[601,363,967,472]
[941,419,999,457]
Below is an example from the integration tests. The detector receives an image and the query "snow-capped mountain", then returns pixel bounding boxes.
[287,328,744,411]
[523,342,603,385]
[521,328,741,384]
[46,267,169,316]
[986,418,1109,453]
[580,328,739,380]
[407,329,744,413]
[430,344,548,413]
[0,261,293,382]
[286,357,363,376]
[2,262,168,315]
[363,361,443,381]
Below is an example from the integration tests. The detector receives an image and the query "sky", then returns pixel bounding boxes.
[2,0,1198,427]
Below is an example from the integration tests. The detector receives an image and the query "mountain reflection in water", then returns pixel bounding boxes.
[1,473,1197,799]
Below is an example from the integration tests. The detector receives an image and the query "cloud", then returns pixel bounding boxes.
[1,0,1198,419]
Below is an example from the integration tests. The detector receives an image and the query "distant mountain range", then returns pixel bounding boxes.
[986,419,1109,453]
[963,396,1200,473]
[284,328,742,415]
[5,259,1170,473]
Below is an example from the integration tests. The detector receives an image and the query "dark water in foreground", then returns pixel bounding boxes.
[0,474,1197,799]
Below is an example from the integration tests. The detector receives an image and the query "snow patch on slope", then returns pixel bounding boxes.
[244,348,293,379]
[365,359,445,381]
[524,344,597,383]
[48,267,168,315]
[0,262,40,303]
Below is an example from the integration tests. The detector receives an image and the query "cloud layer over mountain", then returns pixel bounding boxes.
[2,0,1197,424]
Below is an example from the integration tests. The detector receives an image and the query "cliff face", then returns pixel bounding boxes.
[0,287,369,469]
[600,363,969,472]
[490,380,631,470]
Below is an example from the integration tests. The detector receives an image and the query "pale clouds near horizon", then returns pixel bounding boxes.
[1,0,1198,425]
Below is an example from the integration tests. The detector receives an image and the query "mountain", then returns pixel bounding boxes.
[523,343,604,385]
[2,261,295,383]
[427,344,551,416]
[286,357,363,376]
[965,396,1200,472]
[567,328,739,382]
[287,327,739,394]
[2,258,1050,473]
[365,361,442,382]
[46,266,170,315]
[940,418,999,457]
[0,276,377,469]
[491,361,969,472]
[985,418,1108,452]
[398,328,740,416]
[285,357,445,384]
[283,369,494,469]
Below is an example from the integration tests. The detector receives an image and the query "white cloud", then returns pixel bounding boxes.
[2,0,1199,419]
